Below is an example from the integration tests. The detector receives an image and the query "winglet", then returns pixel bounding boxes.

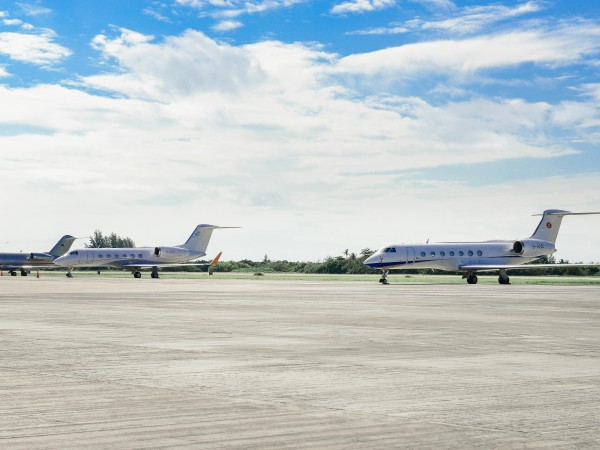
[210,251,223,266]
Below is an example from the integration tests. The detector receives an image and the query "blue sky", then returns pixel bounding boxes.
[1,1,600,261]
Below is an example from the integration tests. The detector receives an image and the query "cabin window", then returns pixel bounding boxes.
[130,254,135,258]
[420,251,426,257]
[107,254,112,258]
[98,254,103,259]
[138,253,143,258]
[477,250,483,256]
[468,250,473,256]
[440,251,445,257]
[449,251,455,256]
[430,251,435,256]
[459,251,464,256]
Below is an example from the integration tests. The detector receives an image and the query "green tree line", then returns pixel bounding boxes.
[85,230,135,248]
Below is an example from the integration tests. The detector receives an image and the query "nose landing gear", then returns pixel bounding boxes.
[379,270,389,285]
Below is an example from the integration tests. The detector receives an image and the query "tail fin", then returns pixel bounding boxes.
[179,225,239,254]
[530,209,600,243]
[210,251,222,265]
[49,235,77,257]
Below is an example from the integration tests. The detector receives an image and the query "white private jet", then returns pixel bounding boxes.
[54,224,235,278]
[364,209,600,285]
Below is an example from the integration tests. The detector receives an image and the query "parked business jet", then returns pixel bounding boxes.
[54,224,234,278]
[364,209,600,285]
[0,235,76,276]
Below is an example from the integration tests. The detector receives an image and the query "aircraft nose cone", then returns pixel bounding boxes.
[53,256,67,266]
[364,254,377,266]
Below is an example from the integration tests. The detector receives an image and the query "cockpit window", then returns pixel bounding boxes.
[389,247,396,253]
[69,251,78,256]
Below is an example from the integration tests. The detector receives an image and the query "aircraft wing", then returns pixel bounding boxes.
[118,252,223,269]
[0,264,56,270]
[459,263,596,272]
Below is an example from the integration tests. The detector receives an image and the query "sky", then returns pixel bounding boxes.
[1,0,600,262]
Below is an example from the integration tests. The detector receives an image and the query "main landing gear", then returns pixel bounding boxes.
[498,269,510,285]
[66,269,73,278]
[379,270,389,285]
[465,273,478,284]
[463,271,511,284]
[133,268,159,279]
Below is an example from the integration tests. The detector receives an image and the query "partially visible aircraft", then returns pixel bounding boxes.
[364,209,600,285]
[0,235,76,276]
[54,224,235,278]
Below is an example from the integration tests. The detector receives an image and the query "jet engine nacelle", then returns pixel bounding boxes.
[512,239,555,256]
[29,252,54,262]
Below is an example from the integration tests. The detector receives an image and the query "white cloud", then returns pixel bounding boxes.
[579,83,600,102]
[347,25,408,35]
[0,31,71,65]
[3,18,23,26]
[352,1,543,37]
[177,0,306,18]
[142,8,172,23]
[87,29,264,99]
[331,0,395,15]
[419,1,543,34]
[336,24,600,79]
[212,20,243,31]
[411,0,456,10]
[17,2,52,16]
[2,28,600,261]
[0,66,8,77]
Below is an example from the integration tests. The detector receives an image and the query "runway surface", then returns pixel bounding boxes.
[1,277,599,449]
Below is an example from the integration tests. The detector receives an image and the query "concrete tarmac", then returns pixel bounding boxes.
[1,277,599,449]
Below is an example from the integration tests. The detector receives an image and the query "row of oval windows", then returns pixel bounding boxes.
[420,250,483,257]
[96,253,144,259]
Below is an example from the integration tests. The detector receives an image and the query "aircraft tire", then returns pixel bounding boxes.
[134,271,141,279]
[498,276,510,285]
[467,274,478,284]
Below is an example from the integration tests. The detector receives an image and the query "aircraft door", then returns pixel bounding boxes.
[86,251,94,264]
[407,247,415,265]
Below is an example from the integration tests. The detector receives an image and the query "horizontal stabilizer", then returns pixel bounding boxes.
[532,211,600,216]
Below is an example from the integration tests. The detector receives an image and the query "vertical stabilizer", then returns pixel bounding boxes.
[530,209,600,244]
[180,225,216,254]
[179,224,239,254]
[49,235,77,257]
